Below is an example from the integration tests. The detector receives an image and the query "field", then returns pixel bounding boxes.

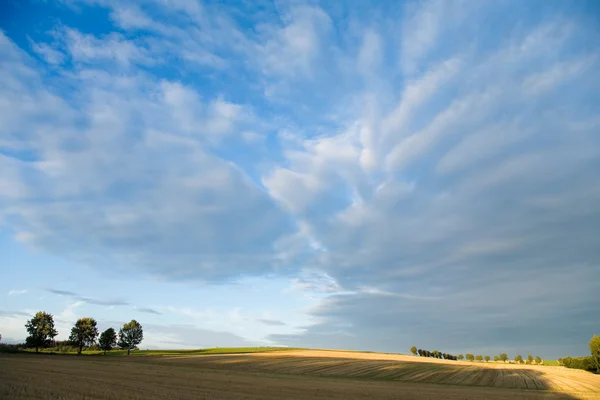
[1,349,599,399]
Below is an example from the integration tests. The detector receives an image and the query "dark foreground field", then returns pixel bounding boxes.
[1,350,599,399]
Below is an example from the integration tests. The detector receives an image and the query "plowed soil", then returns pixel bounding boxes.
[1,350,599,399]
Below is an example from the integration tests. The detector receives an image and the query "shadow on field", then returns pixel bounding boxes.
[157,354,596,399]
[2,353,594,400]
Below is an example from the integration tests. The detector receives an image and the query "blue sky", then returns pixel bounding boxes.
[1,0,599,359]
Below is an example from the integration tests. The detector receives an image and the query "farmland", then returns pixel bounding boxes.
[2,349,599,399]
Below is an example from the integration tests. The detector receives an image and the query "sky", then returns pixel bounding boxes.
[0,0,599,359]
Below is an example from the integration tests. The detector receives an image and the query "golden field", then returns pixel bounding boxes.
[1,349,599,399]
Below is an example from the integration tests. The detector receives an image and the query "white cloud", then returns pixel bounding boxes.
[258,5,332,77]
[29,41,65,65]
[7,290,28,296]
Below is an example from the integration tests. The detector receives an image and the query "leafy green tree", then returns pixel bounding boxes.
[499,353,508,362]
[118,320,143,355]
[99,328,117,355]
[535,356,542,364]
[69,317,99,355]
[527,354,533,364]
[410,346,417,356]
[466,353,474,361]
[417,349,423,356]
[475,355,483,361]
[433,350,439,358]
[458,354,464,360]
[493,355,499,362]
[557,357,564,365]
[25,311,58,353]
[590,335,600,373]
[515,354,523,363]
[484,355,490,362]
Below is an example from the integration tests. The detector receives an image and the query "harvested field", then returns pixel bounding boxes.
[1,350,599,399]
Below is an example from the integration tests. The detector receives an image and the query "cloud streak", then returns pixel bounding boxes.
[46,289,129,307]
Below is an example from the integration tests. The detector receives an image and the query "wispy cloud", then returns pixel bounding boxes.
[135,307,162,315]
[7,290,28,296]
[46,289,129,307]
[257,319,287,326]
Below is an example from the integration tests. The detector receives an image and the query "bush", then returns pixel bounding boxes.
[562,356,596,373]
[0,343,25,353]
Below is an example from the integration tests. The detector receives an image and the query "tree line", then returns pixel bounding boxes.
[410,346,458,360]
[19,311,144,355]
[410,347,545,364]
[558,335,600,374]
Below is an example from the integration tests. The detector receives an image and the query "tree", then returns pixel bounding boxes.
[69,317,99,355]
[475,355,483,362]
[493,355,499,362]
[558,357,564,365]
[433,350,439,358]
[458,354,464,360]
[417,349,423,356]
[25,311,58,353]
[466,353,474,361]
[118,320,143,355]
[515,354,523,363]
[590,334,600,373]
[99,328,117,355]
[527,354,533,364]
[499,353,508,362]
[410,346,417,356]
[535,356,542,365]
[484,355,490,362]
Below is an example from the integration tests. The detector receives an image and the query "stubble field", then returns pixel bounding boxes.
[1,349,599,399]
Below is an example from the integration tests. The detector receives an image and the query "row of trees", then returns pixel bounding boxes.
[24,311,143,355]
[410,346,458,360]
[410,347,543,364]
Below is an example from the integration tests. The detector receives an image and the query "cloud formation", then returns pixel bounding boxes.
[1,0,599,357]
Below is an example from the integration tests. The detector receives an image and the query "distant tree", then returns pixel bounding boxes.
[466,353,474,361]
[69,318,99,355]
[442,353,447,359]
[99,328,117,355]
[515,354,523,363]
[433,350,439,358]
[118,320,143,355]
[410,346,417,356]
[493,355,499,362]
[25,311,58,353]
[527,354,533,364]
[484,355,490,362]
[590,335,600,373]
[417,349,423,356]
[499,353,508,362]
[535,356,542,365]
[557,357,564,365]
[458,354,464,360]
[475,355,483,362]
